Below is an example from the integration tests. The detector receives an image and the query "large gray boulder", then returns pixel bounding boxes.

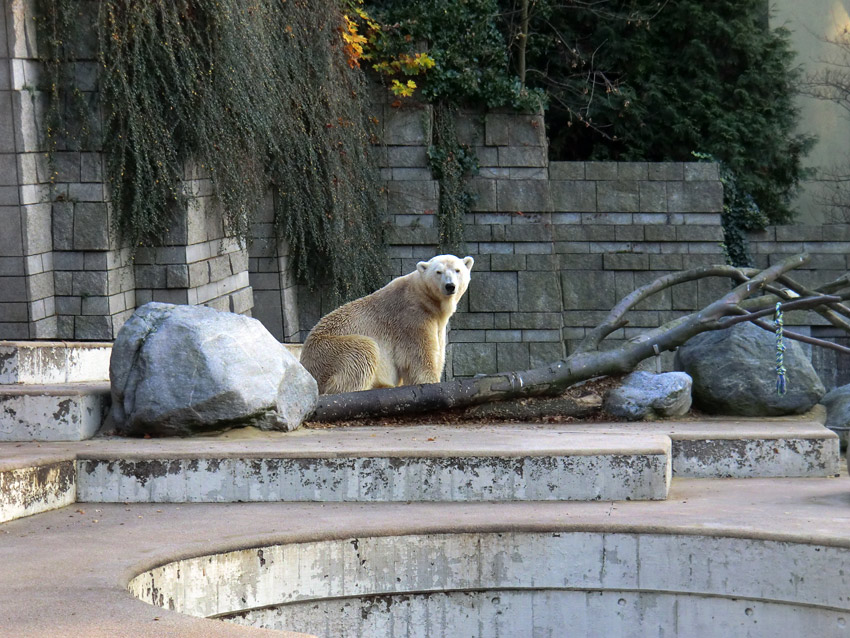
[111,302,317,436]
[822,384,850,450]
[675,322,825,416]
[603,371,693,421]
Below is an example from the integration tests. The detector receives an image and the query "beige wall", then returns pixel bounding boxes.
[772,0,850,223]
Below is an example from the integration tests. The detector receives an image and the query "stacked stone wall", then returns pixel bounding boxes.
[1,2,56,339]
[132,166,253,319]
[0,1,252,340]
[48,153,137,340]
[247,193,299,343]
[278,100,728,377]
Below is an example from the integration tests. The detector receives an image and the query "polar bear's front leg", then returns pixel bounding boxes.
[435,323,447,379]
[404,358,442,385]
[401,331,443,385]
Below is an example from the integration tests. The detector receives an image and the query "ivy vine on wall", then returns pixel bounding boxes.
[365,0,543,252]
[428,104,476,254]
[37,0,386,303]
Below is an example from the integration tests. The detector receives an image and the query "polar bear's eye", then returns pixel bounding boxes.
[455,269,460,273]
[436,270,442,274]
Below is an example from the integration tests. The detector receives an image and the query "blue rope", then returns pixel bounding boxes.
[775,301,787,396]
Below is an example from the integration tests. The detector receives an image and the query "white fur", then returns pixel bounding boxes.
[300,255,474,394]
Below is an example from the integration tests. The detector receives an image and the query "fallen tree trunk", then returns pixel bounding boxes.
[309,253,850,422]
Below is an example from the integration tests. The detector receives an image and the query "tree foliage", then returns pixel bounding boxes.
[368,0,543,110]
[368,0,812,237]
[514,0,814,227]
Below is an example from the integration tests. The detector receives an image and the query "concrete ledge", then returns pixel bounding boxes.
[73,428,672,503]
[0,382,110,441]
[0,342,302,385]
[0,341,112,384]
[537,421,841,478]
[0,456,76,523]
[674,435,839,478]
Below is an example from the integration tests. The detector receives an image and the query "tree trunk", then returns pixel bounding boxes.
[517,0,530,88]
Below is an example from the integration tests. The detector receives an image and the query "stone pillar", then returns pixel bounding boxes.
[0,0,55,339]
[134,165,254,318]
[0,0,133,341]
[248,192,299,342]
[0,1,253,342]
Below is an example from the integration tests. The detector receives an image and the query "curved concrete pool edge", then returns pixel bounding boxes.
[1,473,850,638]
[177,532,848,636]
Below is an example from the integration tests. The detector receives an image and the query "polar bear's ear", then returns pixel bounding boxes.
[463,256,474,270]
[416,261,429,274]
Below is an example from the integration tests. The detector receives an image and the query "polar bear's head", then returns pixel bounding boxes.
[417,254,474,299]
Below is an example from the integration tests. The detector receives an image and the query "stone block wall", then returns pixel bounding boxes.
[1,1,124,340]
[48,154,138,340]
[132,167,253,318]
[1,0,55,339]
[0,1,252,340]
[247,193,299,343]
[389,156,725,376]
[277,98,729,377]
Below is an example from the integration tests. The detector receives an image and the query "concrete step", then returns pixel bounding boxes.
[72,426,672,503]
[0,341,302,387]
[0,341,112,384]
[0,383,110,441]
[0,453,76,523]
[544,419,841,478]
[0,418,837,519]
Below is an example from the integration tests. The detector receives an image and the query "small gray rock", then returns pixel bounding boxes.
[822,384,850,451]
[110,302,317,436]
[603,371,693,421]
[675,322,825,416]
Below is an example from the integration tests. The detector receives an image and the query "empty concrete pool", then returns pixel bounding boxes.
[129,530,850,637]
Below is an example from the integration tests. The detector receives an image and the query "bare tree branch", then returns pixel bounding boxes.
[776,274,850,328]
[576,265,751,353]
[724,311,850,356]
[718,294,842,326]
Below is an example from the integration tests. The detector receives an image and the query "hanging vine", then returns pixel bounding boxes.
[34,0,95,170]
[428,104,477,253]
[37,0,386,303]
[693,152,767,268]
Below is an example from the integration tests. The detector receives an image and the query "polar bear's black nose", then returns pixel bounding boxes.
[445,282,456,294]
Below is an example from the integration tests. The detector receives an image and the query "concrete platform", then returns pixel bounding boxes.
[1,474,848,638]
[0,341,301,387]
[0,341,112,384]
[1,417,840,516]
[4,426,673,504]
[0,453,75,523]
[542,419,841,478]
[0,382,110,442]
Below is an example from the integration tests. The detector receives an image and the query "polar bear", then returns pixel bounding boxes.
[300,254,474,394]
